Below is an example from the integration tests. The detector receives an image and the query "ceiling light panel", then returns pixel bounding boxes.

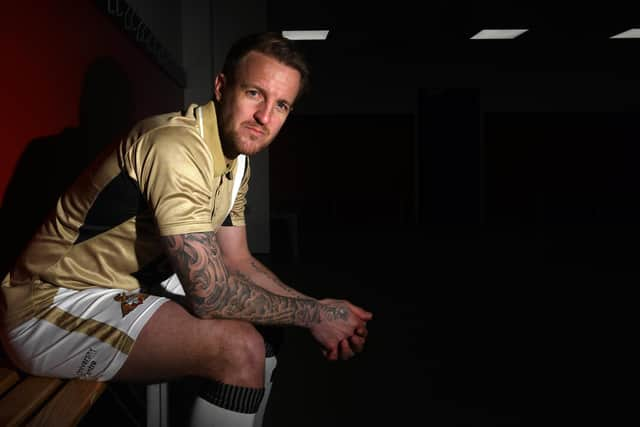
[282,30,330,40]
[611,29,640,38]
[470,29,528,39]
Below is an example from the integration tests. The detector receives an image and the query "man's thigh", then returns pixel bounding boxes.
[115,300,268,387]
[114,273,270,384]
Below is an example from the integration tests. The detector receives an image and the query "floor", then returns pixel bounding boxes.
[80,222,634,426]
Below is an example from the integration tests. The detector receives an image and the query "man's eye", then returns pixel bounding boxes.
[276,102,290,113]
[246,90,259,98]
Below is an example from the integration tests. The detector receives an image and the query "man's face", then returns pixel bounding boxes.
[215,51,301,158]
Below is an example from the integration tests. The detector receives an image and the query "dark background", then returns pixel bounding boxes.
[262,4,639,422]
[4,1,638,426]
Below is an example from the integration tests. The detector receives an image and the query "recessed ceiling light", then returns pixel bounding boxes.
[470,29,528,39]
[282,30,330,40]
[611,28,640,38]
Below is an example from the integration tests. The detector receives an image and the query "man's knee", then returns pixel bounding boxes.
[200,320,266,385]
[219,321,266,366]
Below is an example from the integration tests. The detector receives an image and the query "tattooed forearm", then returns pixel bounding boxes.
[193,271,322,326]
[249,260,305,297]
[161,232,322,326]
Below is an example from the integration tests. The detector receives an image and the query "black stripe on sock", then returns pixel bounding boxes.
[199,381,265,414]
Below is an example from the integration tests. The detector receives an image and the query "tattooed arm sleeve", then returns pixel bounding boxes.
[231,257,310,299]
[161,231,322,326]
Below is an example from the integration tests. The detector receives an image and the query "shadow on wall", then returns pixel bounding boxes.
[1,57,135,278]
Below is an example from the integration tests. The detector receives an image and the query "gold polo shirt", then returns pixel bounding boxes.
[1,101,250,329]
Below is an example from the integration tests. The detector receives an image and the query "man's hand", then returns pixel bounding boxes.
[312,299,373,361]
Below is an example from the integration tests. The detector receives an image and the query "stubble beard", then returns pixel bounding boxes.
[226,126,271,157]
[221,132,257,157]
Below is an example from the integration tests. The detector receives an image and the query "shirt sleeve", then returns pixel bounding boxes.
[133,126,215,236]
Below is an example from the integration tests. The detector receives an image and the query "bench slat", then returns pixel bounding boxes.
[0,376,63,427]
[26,379,107,427]
[0,367,20,395]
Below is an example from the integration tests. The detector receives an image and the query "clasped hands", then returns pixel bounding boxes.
[314,299,373,361]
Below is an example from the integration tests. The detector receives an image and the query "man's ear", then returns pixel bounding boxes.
[214,73,226,102]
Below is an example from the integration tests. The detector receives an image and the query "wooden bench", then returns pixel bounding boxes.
[0,356,107,427]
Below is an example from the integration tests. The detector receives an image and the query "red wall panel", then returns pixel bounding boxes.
[1,1,184,200]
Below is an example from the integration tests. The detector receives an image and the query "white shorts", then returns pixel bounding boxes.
[5,274,185,381]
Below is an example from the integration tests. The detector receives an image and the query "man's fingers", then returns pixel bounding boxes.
[325,336,366,361]
[349,303,373,321]
[339,339,354,360]
[355,325,368,338]
[322,346,338,361]
[349,334,366,353]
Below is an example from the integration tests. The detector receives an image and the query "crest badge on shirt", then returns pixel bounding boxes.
[114,293,149,317]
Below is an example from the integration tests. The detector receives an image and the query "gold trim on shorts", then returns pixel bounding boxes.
[39,307,135,354]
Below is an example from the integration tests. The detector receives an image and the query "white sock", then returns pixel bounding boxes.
[189,381,264,427]
[253,355,278,427]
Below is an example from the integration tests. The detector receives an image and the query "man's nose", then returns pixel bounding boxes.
[254,102,273,125]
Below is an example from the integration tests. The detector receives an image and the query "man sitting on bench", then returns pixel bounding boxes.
[1,32,372,427]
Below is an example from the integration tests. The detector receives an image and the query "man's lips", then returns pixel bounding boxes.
[244,123,266,136]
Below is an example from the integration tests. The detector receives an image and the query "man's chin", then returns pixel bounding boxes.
[237,140,269,156]
[240,147,264,156]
